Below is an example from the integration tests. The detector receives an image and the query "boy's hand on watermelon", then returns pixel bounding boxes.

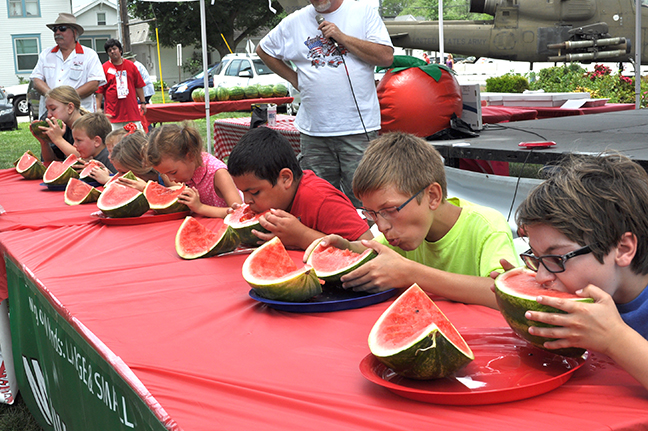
[90,165,112,185]
[525,284,626,356]
[303,235,353,263]
[255,209,309,249]
[340,240,411,293]
[489,259,517,291]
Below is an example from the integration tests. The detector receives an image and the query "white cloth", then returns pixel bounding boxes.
[30,43,106,119]
[259,1,392,136]
[133,60,155,98]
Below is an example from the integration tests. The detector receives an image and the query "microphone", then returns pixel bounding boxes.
[315,14,339,48]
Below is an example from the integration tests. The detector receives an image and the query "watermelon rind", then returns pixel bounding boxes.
[216,87,229,101]
[143,181,189,215]
[244,85,259,99]
[224,204,270,246]
[64,178,101,205]
[175,216,240,259]
[104,170,137,189]
[228,86,245,100]
[306,240,377,284]
[368,284,474,380]
[273,84,288,97]
[97,182,150,218]
[15,150,46,180]
[494,267,593,357]
[242,237,322,302]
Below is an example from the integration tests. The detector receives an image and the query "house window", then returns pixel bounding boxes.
[97,12,106,26]
[79,36,110,63]
[13,35,40,72]
[8,0,40,17]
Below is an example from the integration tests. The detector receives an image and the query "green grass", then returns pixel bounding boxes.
[0,90,250,170]
[0,394,43,431]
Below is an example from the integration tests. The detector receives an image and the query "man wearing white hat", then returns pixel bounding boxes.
[30,13,106,119]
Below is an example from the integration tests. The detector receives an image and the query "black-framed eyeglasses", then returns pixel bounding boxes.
[520,245,594,274]
[361,186,427,223]
[51,26,69,33]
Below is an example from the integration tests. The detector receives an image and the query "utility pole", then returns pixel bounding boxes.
[119,0,131,51]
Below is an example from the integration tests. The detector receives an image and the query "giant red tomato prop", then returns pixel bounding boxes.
[377,60,462,137]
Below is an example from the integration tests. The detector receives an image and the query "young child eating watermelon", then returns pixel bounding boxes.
[227,127,373,250]
[71,112,116,173]
[303,131,518,307]
[510,153,648,391]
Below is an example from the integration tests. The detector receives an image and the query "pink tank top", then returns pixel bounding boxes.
[186,152,228,207]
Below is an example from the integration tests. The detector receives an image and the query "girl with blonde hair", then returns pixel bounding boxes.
[39,85,88,164]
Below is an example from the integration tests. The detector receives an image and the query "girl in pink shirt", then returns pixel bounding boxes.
[146,122,242,218]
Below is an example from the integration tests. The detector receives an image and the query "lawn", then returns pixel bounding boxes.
[0,91,250,170]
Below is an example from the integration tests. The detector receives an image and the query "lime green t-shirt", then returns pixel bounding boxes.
[377,197,519,278]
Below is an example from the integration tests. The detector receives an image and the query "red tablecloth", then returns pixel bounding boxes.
[533,103,635,119]
[213,114,300,160]
[0,169,100,232]
[481,106,538,124]
[2,171,648,429]
[142,97,293,129]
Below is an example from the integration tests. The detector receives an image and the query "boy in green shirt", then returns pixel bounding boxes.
[305,131,517,308]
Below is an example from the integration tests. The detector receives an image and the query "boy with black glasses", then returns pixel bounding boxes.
[304,131,518,307]
[512,153,648,390]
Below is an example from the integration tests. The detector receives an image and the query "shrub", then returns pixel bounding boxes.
[485,74,529,93]
[153,81,168,91]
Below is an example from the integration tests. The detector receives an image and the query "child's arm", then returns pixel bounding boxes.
[213,169,243,208]
[306,235,499,307]
[42,119,80,160]
[178,187,228,218]
[254,209,326,250]
[116,176,148,192]
[525,285,648,390]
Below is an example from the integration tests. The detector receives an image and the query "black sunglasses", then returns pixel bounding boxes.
[51,26,69,33]
[519,244,594,274]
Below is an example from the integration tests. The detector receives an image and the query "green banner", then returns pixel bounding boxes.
[5,256,171,431]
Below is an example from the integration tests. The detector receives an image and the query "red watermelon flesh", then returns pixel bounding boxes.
[99,183,141,207]
[500,269,581,299]
[177,218,221,256]
[376,285,470,354]
[247,238,298,280]
[79,160,101,179]
[64,178,100,205]
[16,151,39,171]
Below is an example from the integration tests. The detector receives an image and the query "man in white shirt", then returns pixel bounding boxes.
[30,13,106,119]
[257,0,393,207]
[123,52,155,103]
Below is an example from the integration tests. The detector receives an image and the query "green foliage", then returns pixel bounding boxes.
[182,51,204,76]
[485,74,529,93]
[381,0,491,20]
[152,81,168,91]
[529,63,648,107]
[128,0,285,59]
[16,76,29,85]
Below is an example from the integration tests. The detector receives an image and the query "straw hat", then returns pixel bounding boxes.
[46,13,84,36]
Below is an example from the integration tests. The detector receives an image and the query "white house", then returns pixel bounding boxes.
[0,0,74,86]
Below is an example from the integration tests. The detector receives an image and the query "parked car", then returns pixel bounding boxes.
[27,79,41,121]
[5,83,29,116]
[0,87,18,130]
[212,53,290,91]
[168,63,220,102]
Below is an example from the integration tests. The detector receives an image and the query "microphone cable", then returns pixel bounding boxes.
[316,14,370,142]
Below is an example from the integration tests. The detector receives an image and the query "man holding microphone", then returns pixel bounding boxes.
[257,0,393,208]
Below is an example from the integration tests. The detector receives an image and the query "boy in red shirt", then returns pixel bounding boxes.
[227,127,372,250]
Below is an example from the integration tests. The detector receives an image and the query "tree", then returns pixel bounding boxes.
[128,0,285,61]
[381,0,490,20]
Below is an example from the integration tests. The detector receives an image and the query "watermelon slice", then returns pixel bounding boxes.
[368,284,474,380]
[242,237,322,302]
[43,154,80,185]
[64,178,101,205]
[29,119,64,142]
[175,216,239,259]
[306,240,376,284]
[224,203,270,246]
[15,150,46,180]
[143,181,189,214]
[97,181,149,218]
[79,160,102,181]
[494,267,593,357]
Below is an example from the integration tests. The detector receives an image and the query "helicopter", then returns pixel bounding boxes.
[275,0,645,65]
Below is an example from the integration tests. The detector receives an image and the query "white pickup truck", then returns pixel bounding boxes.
[4,83,29,117]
